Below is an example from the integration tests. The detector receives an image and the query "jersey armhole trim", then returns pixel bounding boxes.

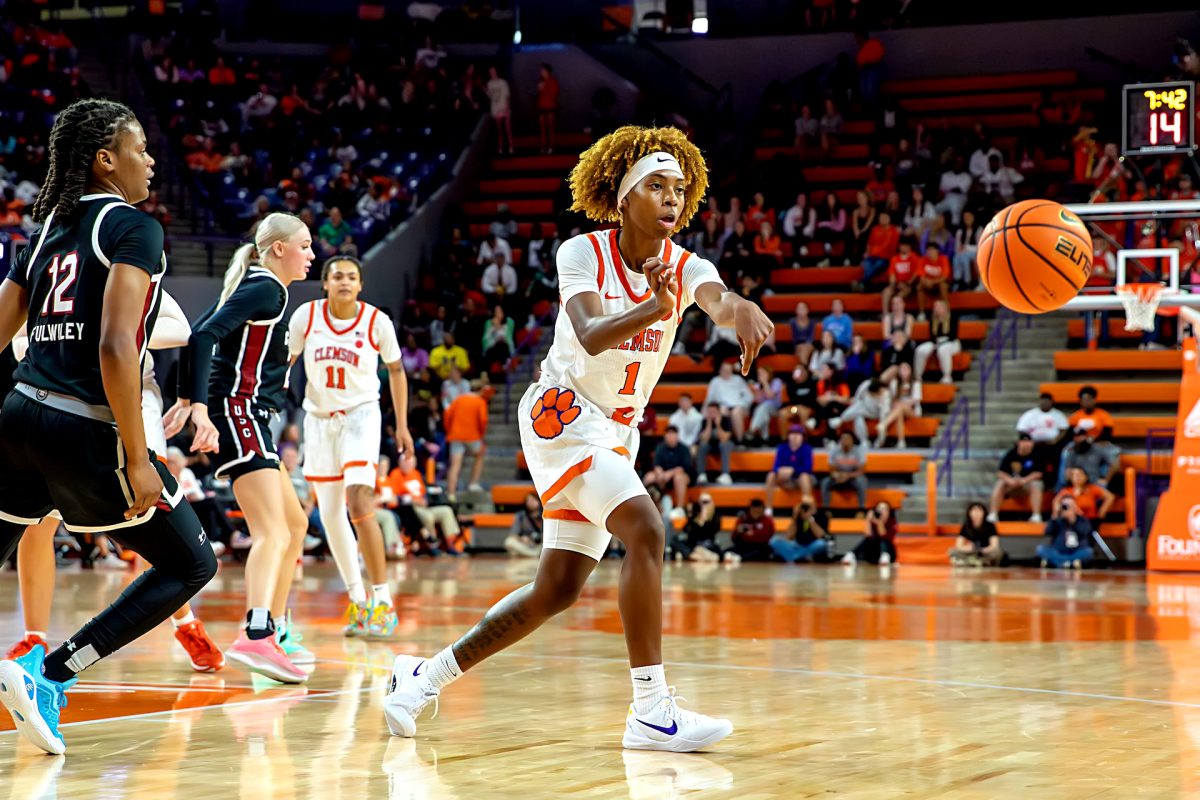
[367,307,381,351]
[586,232,606,292]
[91,200,136,269]
[304,302,316,337]
[24,209,56,282]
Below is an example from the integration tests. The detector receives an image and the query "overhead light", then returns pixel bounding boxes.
[691,16,708,35]
[513,28,522,44]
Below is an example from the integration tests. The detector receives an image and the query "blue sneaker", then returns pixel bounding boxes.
[0,645,77,755]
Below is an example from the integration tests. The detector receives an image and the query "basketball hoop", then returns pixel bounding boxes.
[1116,283,1164,331]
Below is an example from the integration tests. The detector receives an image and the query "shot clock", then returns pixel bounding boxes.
[1122,81,1196,156]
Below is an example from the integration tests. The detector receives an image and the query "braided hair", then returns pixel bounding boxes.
[31,99,139,223]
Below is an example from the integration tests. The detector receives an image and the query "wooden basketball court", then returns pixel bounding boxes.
[1,558,1198,798]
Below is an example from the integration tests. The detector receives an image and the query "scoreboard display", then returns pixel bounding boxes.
[1122,81,1196,156]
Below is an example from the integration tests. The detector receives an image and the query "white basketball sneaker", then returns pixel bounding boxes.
[384,655,440,737]
[622,689,733,753]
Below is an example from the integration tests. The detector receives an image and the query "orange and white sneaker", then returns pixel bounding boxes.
[174,620,225,673]
[226,634,308,684]
[5,634,49,661]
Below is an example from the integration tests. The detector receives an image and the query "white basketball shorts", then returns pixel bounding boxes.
[518,381,648,560]
[302,403,382,488]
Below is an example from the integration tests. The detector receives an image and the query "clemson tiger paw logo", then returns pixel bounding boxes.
[531,387,581,439]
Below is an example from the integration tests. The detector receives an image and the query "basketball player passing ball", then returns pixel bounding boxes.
[288,256,413,639]
[0,99,217,754]
[385,125,774,752]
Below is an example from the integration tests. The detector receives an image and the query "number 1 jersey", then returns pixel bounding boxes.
[541,229,723,423]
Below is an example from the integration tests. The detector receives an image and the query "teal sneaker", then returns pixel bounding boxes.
[343,600,372,638]
[0,644,77,754]
[367,602,399,639]
[276,610,315,665]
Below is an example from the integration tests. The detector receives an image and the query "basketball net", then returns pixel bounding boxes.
[1116,283,1164,331]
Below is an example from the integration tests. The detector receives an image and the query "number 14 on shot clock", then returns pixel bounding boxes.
[1123,81,1196,156]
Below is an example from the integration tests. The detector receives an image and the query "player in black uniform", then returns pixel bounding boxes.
[166,211,313,684]
[0,99,217,755]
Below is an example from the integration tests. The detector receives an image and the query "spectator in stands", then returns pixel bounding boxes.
[854,30,886,108]
[921,214,955,264]
[430,331,471,379]
[490,205,519,242]
[764,426,815,513]
[819,98,843,157]
[969,139,1003,179]
[841,500,898,566]
[790,301,817,367]
[1037,496,1093,569]
[689,215,724,265]
[915,242,950,320]
[821,298,854,349]
[831,377,890,444]
[794,104,819,153]
[876,363,920,448]
[753,220,784,276]
[881,239,918,313]
[724,197,744,234]
[481,252,518,306]
[952,210,982,291]
[319,207,356,258]
[393,453,464,553]
[949,502,1003,567]
[705,360,753,442]
[902,185,937,239]
[730,499,776,563]
[1059,428,1116,492]
[771,500,832,563]
[401,333,430,375]
[844,334,874,391]
[444,390,488,499]
[882,295,914,341]
[536,63,559,154]
[989,434,1045,523]
[486,65,513,155]
[478,231,513,266]
[865,163,896,207]
[979,153,1024,204]
[850,190,877,262]
[812,362,852,434]
[1017,392,1070,446]
[914,299,960,383]
[440,366,472,409]
[705,319,743,369]
[669,393,704,449]
[428,306,448,348]
[721,218,753,276]
[823,431,868,509]
[779,363,818,432]
[673,494,723,562]
[936,157,973,225]
[166,447,231,549]
[879,329,914,387]
[809,329,846,374]
[814,193,849,261]
[242,82,279,126]
[1068,386,1115,441]
[860,211,900,285]
[782,193,816,257]
[480,305,515,381]
[644,426,695,513]
[748,366,785,444]
[696,402,734,486]
[746,192,773,230]
[1054,466,1114,531]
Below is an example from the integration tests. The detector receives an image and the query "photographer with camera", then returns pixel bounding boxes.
[1036,495,1094,569]
[841,500,898,566]
[770,501,833,563]
[670,493,725,563]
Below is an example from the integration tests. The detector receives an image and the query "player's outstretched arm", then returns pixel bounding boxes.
[565,257,676,356]
[694,282,774,376]
[0,278,28,353]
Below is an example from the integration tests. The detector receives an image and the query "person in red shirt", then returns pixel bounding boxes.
[729,499,775,562]
[881,239,918,312]
[855,31,886,108]
[1053,466,1114,530]
[753,220,784,271]
[864,164,895,207]
[861,210,900,284]
[208,56,237,86]
[915,242,950,319]
[745,191,773,231]
[536,63,559,154]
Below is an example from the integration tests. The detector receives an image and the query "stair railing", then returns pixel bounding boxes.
[976,308,1026,424]
[930,395,970,498]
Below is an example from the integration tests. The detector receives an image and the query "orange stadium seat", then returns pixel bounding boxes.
[1039,382,1179,405]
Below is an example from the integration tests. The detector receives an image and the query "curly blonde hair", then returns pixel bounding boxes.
[568,125,708,233]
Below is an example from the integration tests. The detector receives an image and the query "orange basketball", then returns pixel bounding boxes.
[977,199,1094,314]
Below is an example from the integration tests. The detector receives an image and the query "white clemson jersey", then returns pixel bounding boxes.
[288,299,401,415]
[541,229,724,422]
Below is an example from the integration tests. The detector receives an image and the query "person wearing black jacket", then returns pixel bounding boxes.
[949,502,1003,566]
[914,299,960,384]
[671,494,723,562]
[878,328,914,387]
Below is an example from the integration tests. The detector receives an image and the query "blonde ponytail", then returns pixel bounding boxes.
[218,212,306,308]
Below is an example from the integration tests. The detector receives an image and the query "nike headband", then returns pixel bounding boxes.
[617,151,684,205]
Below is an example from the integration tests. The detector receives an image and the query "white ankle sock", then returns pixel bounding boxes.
[172,611,196,628]
[347,581,368,606]
[372,584,393,608]
[24,630,46,639]
[631,665,669,714]
[424,645,463,691]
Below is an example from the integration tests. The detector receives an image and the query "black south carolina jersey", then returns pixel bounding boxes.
[183,267,289,411]
[5,194,164,407]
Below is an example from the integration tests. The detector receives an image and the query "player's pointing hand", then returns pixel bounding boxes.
[732,298,773,376]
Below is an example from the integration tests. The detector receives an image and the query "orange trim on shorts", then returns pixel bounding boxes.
[342,460,376,471]
[545,509,589,523]
[540,456,593,504]
[613,446,631,458]
[305,475,346,483]
[611,407,636,426]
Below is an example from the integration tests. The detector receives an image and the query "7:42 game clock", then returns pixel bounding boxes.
[1122,81,1196,156]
